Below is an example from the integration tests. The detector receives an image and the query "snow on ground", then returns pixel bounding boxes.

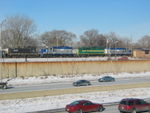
[3,72,150,86]
[0,57,110,62]
[0,88,150,113]
[0,56,139,63]
[0,72,150,113]
[0,57,150,113]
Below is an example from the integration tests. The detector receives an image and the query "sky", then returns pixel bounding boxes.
[0,0,150,41]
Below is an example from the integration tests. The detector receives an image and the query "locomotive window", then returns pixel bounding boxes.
[145,50,149,54]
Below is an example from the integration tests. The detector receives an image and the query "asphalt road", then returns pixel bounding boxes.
[0,76,150,94]
[30,105,119,113]
[30,105,118,113]
[29,104,150,113]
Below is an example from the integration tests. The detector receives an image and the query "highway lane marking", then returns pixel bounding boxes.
[0,82,150,100]
[1,80,148,94]
[7,76,150,88]
[2,76,149,94]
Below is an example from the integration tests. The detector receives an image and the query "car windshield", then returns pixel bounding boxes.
[79,80,86,82]
[70,101,80,105]
[120,100,127,105]
[120,100,134,105]
[136,100,147,105]
[77,80,82,83]
[106,76,111,78]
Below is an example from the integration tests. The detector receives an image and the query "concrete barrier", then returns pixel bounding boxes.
[0,60,150,78]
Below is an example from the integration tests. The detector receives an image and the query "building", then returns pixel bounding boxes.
[133,49,150,58]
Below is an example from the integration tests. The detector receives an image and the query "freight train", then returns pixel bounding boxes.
[0,46,132,58]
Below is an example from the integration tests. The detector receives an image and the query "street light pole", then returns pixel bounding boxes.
[105,38,108,57]
[0,22,2,82]
[0,20,6,82]
[0,23,2,53]
[0,19,6,54]
[0,21,3,82]
[114,41,119,60]
[107,39,113,60]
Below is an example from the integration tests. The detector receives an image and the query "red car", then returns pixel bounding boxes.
[65,100,104,113]
[118,98,150,113]
[117,57,129,61]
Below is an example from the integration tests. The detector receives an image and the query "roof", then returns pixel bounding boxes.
[134,48,150,51]
[121,98,142,101]
[142,49,150,51]
[77,100,91,103]
[109,48,127,50]
[52,46,73,49]
[79,47,105,49]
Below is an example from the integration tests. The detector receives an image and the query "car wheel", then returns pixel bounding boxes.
[76,109,82,113]
[97,106,104,112]
[2,85,7,89]
[76,84,79,87]
[131,109,136,113]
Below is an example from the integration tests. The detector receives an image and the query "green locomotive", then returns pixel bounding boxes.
[77,47,105,57]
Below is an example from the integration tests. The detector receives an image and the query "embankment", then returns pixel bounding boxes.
[0,60,150,78]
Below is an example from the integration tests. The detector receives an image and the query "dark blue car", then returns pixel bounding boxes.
[73,80,91,86]
[98,76,115,82]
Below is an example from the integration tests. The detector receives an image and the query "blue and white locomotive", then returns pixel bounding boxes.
[106,48,132,56]
[39,46,75,57]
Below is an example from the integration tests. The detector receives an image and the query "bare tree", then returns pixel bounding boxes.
[1,15,37,48]
[107,32,131,48]
[40,30,76,47]
[137,35,150,48]
[80,29,107,47]
[107,32,119,48]
[121,37,133,49]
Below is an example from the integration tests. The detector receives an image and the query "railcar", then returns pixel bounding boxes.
[5,48,39,58]
[0,50,6,58]
[106,48,132,56]
[39,46,75,57]
[39,48,49,57]
[77,47,105,57]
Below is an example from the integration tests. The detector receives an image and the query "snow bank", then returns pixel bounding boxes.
[4,72,150,86]
[0,57,137,63]
[0,88,150,113]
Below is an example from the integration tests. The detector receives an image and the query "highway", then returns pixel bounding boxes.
[0,76,150,94]
[29,100,150,113]
[30,105,119,113]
